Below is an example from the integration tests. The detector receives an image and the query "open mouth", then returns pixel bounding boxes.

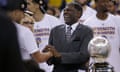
[64,14,70,18]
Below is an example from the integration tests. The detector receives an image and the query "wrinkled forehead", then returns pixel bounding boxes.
[64,4,76,11]
[74,0,88,2]
[65,4,74,8]
[95,0,110,3]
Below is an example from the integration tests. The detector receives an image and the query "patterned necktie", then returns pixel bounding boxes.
[66,26,72,41]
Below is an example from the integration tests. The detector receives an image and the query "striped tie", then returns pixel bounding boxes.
[66,26,72,41]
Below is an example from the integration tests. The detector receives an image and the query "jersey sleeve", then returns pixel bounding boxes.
[23,28,39,54]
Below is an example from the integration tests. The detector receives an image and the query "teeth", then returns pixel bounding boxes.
[64,15,69,17]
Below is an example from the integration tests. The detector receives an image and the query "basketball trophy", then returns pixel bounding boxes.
[88,36,114,72]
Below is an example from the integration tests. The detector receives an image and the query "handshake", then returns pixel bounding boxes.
[43,45,61,65]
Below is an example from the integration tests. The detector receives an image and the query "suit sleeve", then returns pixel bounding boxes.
[49,28,54,45]
[48,28,59,65]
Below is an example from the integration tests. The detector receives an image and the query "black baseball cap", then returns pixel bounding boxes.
[0,0,27,11]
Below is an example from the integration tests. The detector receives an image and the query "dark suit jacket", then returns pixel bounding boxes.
[49,24,93,72]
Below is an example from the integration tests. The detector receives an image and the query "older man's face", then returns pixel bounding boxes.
[64,4,81,25]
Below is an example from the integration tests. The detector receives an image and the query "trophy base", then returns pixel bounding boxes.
[89,62,114,72]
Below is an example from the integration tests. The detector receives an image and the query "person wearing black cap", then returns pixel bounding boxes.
[5,0,56,72]
[0,0,26,72]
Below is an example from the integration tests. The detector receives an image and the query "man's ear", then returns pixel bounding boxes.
[77,11,82,18]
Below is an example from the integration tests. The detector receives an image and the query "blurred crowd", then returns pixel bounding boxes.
[1,0,120,72]
[45,0,120,17]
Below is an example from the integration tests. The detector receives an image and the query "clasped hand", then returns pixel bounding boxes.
[43,45,61,57]
[43,45,61,65]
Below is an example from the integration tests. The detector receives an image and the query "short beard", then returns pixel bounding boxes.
[81,3,87,6]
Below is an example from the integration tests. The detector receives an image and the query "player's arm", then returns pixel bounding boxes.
[31,51,53,63]
[24,28,53,63]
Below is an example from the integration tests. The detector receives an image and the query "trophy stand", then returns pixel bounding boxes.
[88,36,114,72]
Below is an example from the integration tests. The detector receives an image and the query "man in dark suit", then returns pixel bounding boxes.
[46,2,93,72]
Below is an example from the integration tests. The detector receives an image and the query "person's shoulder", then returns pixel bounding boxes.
[83,14,95,24]
[86,6,96,13]
[108,13,115,17]
[115,15,120,21]
[15,24,26,29]
[115,15,120,18]
[45,14,58,19]
[80,24,93,31]
[0,11,12,23]
[109,13,120,20]
[0,11,17,34]
[50,24,65,33]
[107,13,118,22]
[45,14,60,23]
[107,13,119,19]
[15,24,31,32]
[15,24,34,38]
[52,24,65,30]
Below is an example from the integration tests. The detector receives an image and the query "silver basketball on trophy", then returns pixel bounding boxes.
[88,36,114,72]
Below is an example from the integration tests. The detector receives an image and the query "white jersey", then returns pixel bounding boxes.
[15,23,39,60]
[34,14,60,72]
[80,6,96,23]
[114,15,120,36]
[84,14,120,72]
[113,15,120,52]
[59,6,96,24]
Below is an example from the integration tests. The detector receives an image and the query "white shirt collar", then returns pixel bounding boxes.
[65,22,79,34]
[66,22,79,31]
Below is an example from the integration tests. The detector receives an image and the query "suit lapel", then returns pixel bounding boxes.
[59,25,66,42]
[71,24,82,41]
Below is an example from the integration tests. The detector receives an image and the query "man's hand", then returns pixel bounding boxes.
[43,45,61,57]
[43,45,61,65]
